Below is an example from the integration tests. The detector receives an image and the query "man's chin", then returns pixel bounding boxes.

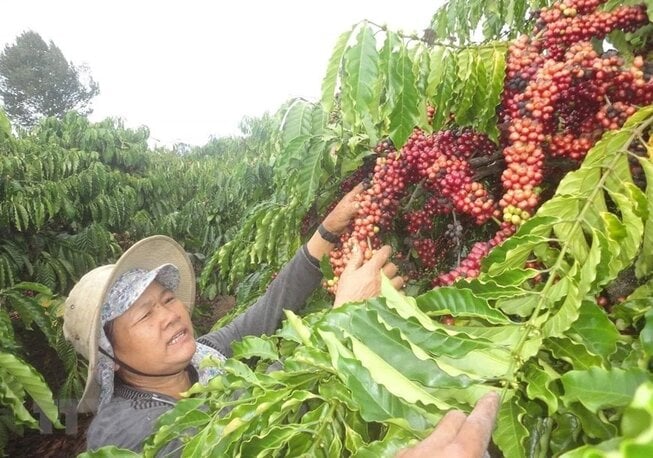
[167,339,197,367]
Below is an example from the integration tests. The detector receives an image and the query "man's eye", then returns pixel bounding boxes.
[164,295,175,304]
[140,310,152,321]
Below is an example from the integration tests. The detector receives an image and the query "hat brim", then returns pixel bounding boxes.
[79,235,195,413]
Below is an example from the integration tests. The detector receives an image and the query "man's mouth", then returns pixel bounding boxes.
[168,329,187,345]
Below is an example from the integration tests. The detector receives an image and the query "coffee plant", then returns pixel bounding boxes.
[5,0,653,455]
[152,0,653,456]
[0,108,278,453]
[0,282,64,453]
[130,107,653,458]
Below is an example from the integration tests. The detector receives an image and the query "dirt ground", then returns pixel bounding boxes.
[6,295,236,458]
[5,415,92,458]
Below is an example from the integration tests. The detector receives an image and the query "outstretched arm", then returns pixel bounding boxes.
[199,185,365,355]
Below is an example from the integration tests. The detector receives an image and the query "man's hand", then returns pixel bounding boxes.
[333,244,404,308]
[307,184,364,261]
[396,392,500,458]
[322,183,364,235]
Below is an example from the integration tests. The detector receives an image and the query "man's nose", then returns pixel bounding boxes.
[156,301,180,326]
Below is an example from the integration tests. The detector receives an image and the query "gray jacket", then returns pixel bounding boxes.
[86,245,322,454]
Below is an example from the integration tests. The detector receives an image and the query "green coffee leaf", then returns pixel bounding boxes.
[549,412,583,456]
[494,395,528,458]
[348,334,451,409]
[77,447,140,457]
[321,305,470,388]
[281,100,314,148]
[145,398,210,456]
[321,27,355,113]
[367,299,496,357]
[342,25,379,126]
[416,287,512,324]
[636,156,653,277]
[542,274,582,339]
[240,424,302,457]
[387,46,420,148]
[547,337,603,371]
[641,308,653,358]
[485,234,549,277]
[567,301,619,359]
[561,367,651,413]
[0,352,60,428]
[320,330,433,430]
[231,336,279,361]
[524,361,559,414]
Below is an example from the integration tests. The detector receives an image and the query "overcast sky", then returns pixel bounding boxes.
[0,1,443,147]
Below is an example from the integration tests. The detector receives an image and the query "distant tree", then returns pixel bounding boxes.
[172,142,192,155]
[0,31,99,128]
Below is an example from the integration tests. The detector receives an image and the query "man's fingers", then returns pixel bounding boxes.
[394,393,500,458]
[344,244,364,272]
[465,392,500,430]
[347,182,365,198]
[413,410,467,452]
[324,184,364,232]
[452,392,500,457]
[368,245,392,269]
[339,183,364,209]
[382,262,398,278]
[389,274,405,290]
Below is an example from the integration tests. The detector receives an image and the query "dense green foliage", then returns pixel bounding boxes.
[0,110,277,294]
[130,108,653,457]
[0,108,278,454]
[0,31,100,128]
[167,0,653,456]
[4,0,653,456]
[0,282,63,453]
[202,3,541,291]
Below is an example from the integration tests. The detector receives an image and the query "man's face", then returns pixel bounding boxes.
[111,280,196,375]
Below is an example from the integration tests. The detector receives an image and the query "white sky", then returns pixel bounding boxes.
[0,1,443,147]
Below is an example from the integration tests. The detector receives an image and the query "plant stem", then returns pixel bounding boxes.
[306,403,337,455]
[536,418,553,458]
[405,179,426,208]
[452,211,462,264]
[469,151,503,168]
[472,159,506,181]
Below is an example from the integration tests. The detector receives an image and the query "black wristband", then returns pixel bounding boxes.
[318,224,341,244]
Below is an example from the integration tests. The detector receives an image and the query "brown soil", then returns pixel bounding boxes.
[194,295,237,336]
[5,414,92,458]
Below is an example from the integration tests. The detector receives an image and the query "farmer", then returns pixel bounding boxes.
[63,185,498,456]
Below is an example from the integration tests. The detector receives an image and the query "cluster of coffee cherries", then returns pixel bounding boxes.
[404,196,452,234]
[325,0,652,292]
[434,222,516,285]
[536,1,647,59]
[301,148,378,238]
[403,128,499,225]
[499,0,653,224]
[412,237,441,270]
[324,127,500,291]
[325,144,407,293]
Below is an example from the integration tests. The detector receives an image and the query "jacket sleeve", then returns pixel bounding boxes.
[198,245,322,357]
